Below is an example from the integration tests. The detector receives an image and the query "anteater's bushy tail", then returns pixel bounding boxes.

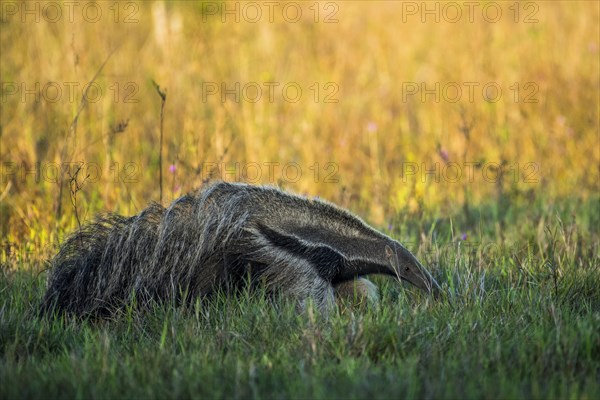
[41,185,252,316]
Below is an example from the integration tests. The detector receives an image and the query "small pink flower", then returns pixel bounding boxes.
[439,148,449,163]
[169,164,176,173]
[367,121,378,133]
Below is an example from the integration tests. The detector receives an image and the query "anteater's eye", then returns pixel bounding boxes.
[405,266,410,272]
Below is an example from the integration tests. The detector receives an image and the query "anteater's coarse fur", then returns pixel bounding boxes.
[42,182,440,316]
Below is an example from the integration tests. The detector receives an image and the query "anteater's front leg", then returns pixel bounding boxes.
[334,277,380,305]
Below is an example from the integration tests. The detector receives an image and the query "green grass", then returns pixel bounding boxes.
[1,199,598,399]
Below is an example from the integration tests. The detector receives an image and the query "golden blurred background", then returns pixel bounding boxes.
[1,1,598,260]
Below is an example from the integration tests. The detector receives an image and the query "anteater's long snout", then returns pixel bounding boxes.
[411,263,442,298]
[425,272,442,299]
[393,244,442,299]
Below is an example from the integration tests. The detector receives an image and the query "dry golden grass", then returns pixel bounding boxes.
[1,1,598,259]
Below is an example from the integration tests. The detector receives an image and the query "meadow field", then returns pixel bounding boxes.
[1,1,599,398]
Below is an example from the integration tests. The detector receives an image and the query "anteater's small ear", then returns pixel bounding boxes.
[384,244,399,270]
[385,245,394,259]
